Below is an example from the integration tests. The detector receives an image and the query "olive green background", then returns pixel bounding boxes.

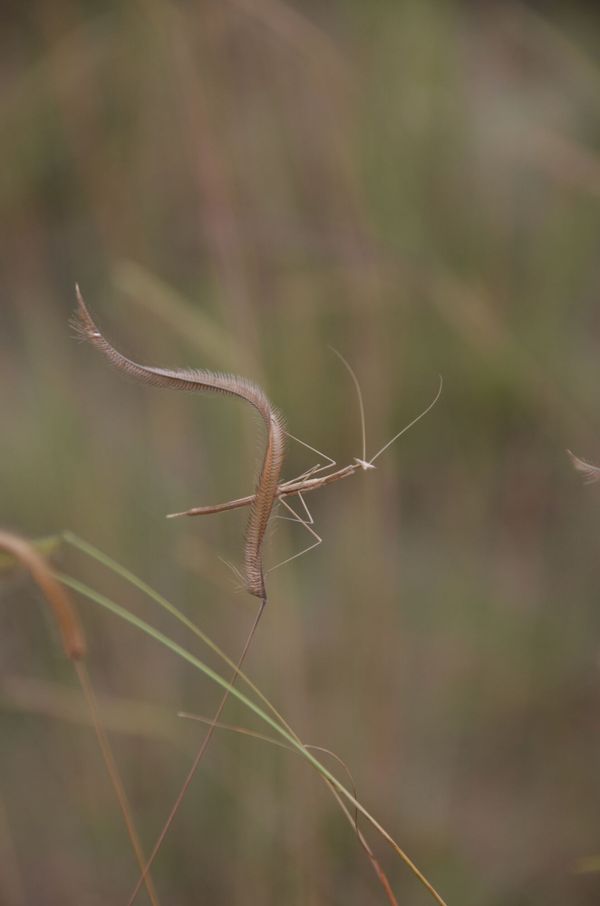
[1,2,600,903]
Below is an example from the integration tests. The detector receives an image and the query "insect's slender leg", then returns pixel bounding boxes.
[267,494,322,574]
[284,430,337,481]
[271,491,315,528]
[272,490,315,526]
[166,492,257,519]
[283,462,324,484]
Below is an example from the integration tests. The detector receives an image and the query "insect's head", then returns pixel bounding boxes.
[354,458,376,471]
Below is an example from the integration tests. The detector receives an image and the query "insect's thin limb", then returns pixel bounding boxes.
[285,430,336,474]
[281,462,325,485]
[271,497,314,528]
[368,375,443,465]
[328,346,368,464]
[279,489,314,525]
[267,495,322,574]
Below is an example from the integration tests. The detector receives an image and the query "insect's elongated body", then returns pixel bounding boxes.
[167,462,361,518]
[166,359,442,580]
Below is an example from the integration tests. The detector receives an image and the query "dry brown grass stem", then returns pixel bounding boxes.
[0,530,85,660]
[74,660,162,906]
[0,531,160,906]
[568,450,600,483]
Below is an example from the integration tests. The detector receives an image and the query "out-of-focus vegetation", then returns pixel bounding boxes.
[2,1,600,903]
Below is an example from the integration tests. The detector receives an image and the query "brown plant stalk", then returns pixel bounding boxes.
[0,530,160,906]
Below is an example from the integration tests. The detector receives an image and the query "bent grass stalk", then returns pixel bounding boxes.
[0,531,160,906]
[568,449,600,483]
[58,568,448,906]
[0,531,85,661]
[73,287,283,600]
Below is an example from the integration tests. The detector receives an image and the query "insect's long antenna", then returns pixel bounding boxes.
[328,347,368,464]
[368,376,443,465]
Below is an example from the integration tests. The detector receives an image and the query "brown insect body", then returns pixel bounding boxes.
[167,463,360,518]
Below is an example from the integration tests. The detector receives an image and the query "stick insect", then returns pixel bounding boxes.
[167,349,443,580]
[72,288,441,905]
[75,288,442,595]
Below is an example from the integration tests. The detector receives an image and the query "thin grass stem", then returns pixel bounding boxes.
[58,571,449,906]
[0,532,159,905]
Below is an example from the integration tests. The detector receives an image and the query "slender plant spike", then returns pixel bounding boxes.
[0,531,160,906]
[0,530,85,660]
[568,449,600,484]
[73,285,284,600]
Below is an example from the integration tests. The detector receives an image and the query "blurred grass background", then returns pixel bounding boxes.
[2,1,600,903]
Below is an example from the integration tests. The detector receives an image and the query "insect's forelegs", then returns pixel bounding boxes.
[267,494,322,574]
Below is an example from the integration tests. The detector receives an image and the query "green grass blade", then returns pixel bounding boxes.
[61,531,296,738]
[57,570,448,906]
